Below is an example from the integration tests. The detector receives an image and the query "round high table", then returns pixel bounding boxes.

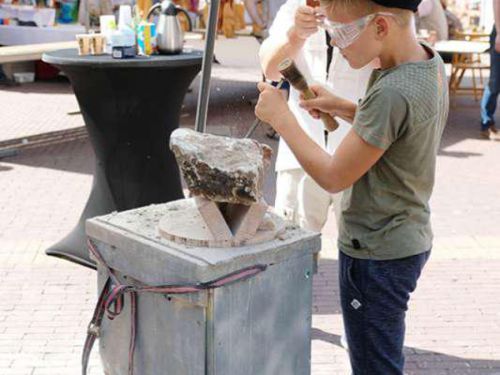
[43,48,203,268]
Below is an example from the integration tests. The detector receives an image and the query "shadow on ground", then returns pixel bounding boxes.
[0,76,71,95]
[312,327,500,374]
[312,257,500,374]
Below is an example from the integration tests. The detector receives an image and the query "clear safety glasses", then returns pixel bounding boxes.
[320,12,396,49]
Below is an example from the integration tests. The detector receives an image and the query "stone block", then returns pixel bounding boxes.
[170,128,272,205]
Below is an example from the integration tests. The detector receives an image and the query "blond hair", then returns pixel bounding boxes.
[320,0,414,26]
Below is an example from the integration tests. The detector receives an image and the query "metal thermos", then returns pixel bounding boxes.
[147,0,192,55]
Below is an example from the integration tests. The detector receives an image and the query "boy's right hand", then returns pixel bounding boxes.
[299,85,342,118]
[300,85,358,123]
[291,6,323,40]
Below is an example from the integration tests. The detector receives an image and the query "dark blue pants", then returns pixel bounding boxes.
[481,27,500,130]
[339,250,431,375]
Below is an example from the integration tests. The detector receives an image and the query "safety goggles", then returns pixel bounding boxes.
[320,12,396,49]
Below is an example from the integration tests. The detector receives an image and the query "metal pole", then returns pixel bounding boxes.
[195,0,221,133]
[84,0,90,33]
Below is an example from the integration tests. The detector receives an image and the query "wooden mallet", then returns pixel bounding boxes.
[278,58,339,132]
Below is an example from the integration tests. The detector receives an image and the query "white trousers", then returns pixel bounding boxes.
[274,169,342,232]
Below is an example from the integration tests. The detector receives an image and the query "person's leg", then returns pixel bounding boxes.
[480,28,500,136]
[0,64,17,86]
[274,169,304,224]
[296,173,331,232]
[339,250,431,375]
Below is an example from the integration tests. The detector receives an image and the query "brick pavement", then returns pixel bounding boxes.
[1,37,500,374]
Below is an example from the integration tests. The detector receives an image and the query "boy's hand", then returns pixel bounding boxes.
[291,6,323,40]
[299,84,340,117]
[496,33,500,53]
[255,82,292,129]
[299,85,357,123]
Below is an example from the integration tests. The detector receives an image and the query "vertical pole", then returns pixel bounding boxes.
[195,0,221,133]
[84,0,90,33]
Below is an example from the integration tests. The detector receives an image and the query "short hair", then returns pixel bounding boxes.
[320,0,414,26]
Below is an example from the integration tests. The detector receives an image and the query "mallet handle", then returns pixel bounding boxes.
[301,88,339,132]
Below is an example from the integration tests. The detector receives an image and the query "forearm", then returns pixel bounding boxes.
[275,112,344,193]
[260,27,306,81]
[333,100,357,124]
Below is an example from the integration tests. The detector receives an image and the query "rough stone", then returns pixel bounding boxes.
[170,128,272,205]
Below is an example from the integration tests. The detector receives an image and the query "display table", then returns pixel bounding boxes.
[42,48,203,268]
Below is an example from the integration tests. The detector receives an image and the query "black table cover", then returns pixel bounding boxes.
[42,48,203,268]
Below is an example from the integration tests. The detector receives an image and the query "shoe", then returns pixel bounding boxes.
[490,126,500,140]
[480,129,491,139]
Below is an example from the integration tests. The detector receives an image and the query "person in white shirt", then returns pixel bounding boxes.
[416,0,448,41]
[259,0,372,232]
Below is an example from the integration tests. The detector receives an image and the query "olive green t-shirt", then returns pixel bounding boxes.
[338,44,449,260]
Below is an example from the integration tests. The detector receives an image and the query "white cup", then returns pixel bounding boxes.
[118,5,133,29]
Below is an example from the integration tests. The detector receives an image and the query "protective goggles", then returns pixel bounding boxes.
[320,12,396,49]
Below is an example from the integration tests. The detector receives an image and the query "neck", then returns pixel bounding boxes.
[378,29,429,70]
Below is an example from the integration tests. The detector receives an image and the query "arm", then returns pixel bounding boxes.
[255,83,384,193]
[259,6,320,81]
[299,84,358,124]
[274,113,384,193]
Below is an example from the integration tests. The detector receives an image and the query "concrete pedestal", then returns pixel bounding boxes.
[86,202,321,375]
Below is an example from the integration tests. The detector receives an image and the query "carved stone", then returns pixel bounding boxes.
[170,128,272,205]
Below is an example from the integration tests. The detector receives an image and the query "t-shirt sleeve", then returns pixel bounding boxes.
[352,87,409,150]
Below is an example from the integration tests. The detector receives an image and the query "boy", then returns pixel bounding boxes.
[255,0,449,374]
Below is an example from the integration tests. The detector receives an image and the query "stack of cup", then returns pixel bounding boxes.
[76,34,92,55]
[76,33,106,55]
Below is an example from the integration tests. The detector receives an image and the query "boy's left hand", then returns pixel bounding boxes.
[255,82,291,129]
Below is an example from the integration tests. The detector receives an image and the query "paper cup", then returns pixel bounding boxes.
[90,34,106,55]
[76,34,91,55]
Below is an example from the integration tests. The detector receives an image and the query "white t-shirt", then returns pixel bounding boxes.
[259,0,373,172]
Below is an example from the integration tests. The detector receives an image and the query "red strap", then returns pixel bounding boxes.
[81,277,110,375]
[82,239,266,375]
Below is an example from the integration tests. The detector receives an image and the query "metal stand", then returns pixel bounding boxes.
[195,0,221,133]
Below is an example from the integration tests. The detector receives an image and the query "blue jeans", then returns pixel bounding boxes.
[339,250,431,375]
[481,27,500,130]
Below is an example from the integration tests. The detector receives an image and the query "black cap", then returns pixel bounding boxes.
[371,0,422,12]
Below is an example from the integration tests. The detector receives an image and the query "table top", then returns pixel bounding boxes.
[42,48,204,68]
[434,40,490,54]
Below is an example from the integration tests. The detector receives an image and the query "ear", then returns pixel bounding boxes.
[373,16,389,40]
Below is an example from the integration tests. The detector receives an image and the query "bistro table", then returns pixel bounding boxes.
[435,40,490,100]
[42,48,203,268]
